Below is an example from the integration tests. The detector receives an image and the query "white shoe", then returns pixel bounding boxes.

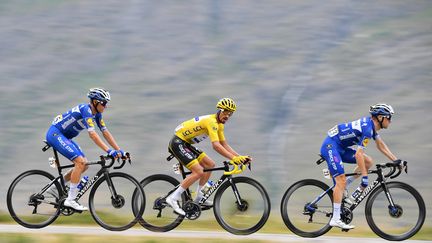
[46,185,58,198]
[64,199,88,211]
[329,219,355,229]
[165,196,185,216]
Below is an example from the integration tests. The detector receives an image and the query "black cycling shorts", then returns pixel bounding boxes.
[168,135,207,169]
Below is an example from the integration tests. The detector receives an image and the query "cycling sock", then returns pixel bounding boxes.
[332,203,341,221]
[67,183,78,201]
[197,184,203,194]
[195,184,204,200]
[170,186,185,200]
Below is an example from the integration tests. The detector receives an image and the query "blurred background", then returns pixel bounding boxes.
[0,0,431,233]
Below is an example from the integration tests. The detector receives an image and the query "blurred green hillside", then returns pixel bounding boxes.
[0,0,431,232]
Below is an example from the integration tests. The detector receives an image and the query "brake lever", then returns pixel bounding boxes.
[244,159,251,171]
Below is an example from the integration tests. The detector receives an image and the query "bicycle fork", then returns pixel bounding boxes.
[228,177,248,211]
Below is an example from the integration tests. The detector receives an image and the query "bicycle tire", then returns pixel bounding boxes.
[7,170,62,228]
[88,172,145,231]
[213,176,271,235]
[280,179,333,237]
[135,174,186,232]
[365,181,426,241]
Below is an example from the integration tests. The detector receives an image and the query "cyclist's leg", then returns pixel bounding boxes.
[195,154,215,203]
[321,138,354,229]
[344,150,373,187]
[63,140,88,182]
[166,161,202,215]
[46,128,88,210]
[167,136,203,215]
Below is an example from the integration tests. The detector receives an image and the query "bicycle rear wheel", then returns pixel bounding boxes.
[280,179,333,237]
[365,181,426,241]
[89,172,145,231]
[7,170,61,228]
[135,174,185,232]
[213,176,271,235]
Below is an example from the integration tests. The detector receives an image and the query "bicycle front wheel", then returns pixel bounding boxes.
[136,174,186,232]
[213,176,271,235]
[89,172,145,231]
[7,170,61,228]
[365,181,426,241]
[280,179,333,237]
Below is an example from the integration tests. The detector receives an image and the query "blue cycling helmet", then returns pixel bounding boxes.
[87,88,111,102]
[369,103,394,117]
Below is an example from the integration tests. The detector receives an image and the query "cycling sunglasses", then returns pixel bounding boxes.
[99,101,108,107]
[384,115,392,121]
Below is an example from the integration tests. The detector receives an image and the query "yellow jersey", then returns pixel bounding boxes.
[175,114,225,144]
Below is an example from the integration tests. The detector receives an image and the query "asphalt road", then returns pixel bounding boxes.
[0,224,430,243]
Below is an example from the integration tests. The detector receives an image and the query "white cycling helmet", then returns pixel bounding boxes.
[369,103,394,117]
[87,88,111,102]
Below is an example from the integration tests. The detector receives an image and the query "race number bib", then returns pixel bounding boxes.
[328,125,339,137]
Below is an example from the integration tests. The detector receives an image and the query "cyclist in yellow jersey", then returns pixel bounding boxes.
[166,98,251,216]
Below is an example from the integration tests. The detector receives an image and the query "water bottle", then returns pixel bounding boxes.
[201,180,214,194]
[351,186,363,201]
[77,176,89,191]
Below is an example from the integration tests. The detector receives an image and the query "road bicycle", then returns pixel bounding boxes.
[133,152,271,235]
[7,141,145,231]
[280,156,426,241]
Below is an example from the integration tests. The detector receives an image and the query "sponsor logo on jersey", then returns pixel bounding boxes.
[87,118,95,127]
[61,116,76,130]
[362,138,369,147]
[339,132,356,140]
[193,125,203,132]
[99,119,106,127]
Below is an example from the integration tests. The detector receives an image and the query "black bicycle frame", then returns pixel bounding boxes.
[173,161,243,205]
[311,165,395,213]
[41,142,121,202]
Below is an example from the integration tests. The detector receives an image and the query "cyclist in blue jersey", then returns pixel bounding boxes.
[45,88,124,211]
[320,103,403,229]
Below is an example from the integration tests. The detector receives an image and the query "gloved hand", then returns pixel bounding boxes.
[360,176,368,188]
[107,149,119,158]
[117,149,126,158]
[232,155,249,165]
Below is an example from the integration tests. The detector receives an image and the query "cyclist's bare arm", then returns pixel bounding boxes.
[88,130,110,152]
[220,140,239,157]
[355,147,368,176]
[375,137,398,161]
[212,141,236,160]
[102,129,121,150]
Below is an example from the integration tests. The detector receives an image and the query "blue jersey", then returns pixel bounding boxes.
[327,116,378,149]
[51,103,107,139]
